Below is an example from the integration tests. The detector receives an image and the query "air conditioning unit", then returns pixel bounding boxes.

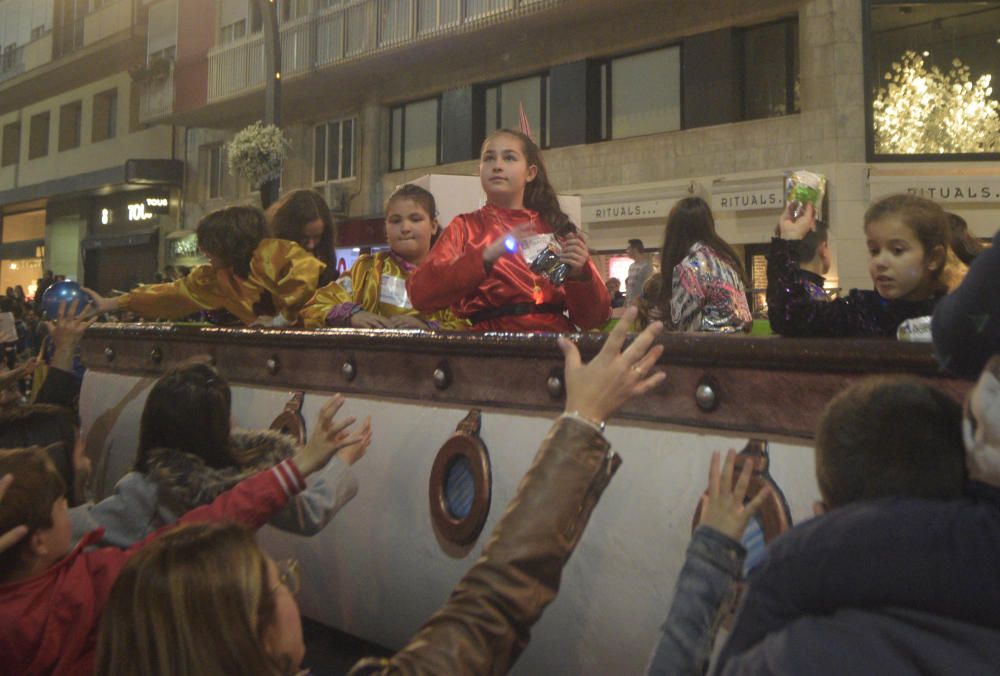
[324,183,347,214]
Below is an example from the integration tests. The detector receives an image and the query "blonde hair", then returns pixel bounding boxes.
[95,523,286,676]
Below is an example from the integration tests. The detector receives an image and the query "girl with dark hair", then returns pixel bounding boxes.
[301,185,467,329]
[657,197,752,332]
[267,188,339,284]
[769,194,955,337]
[86,206,325,326]
[70,362,372,548]
[407,129,609,332]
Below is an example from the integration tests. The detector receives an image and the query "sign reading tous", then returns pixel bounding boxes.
[869,176,1000,203]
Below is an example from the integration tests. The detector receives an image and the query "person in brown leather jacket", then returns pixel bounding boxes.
[350,306,665,675]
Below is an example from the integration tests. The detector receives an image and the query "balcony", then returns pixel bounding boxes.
[207,0,562,102]
[138,66,175,124]
[0,46,25,84]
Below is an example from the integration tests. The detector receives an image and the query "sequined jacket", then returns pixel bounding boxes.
[767,238,940,338]
[299,251,468,330]
[670,242,752,333]
[117,238,325,325]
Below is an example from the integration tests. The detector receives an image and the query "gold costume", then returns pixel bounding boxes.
[301,252,468,329]
[118,239,325,325]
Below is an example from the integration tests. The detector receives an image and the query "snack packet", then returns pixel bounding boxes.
[784,170,827,222]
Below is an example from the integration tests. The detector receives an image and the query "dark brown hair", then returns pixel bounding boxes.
[863,194,949,283]
[266,189,336,264]
[945,212,985,265]
[815,377,965,510]
[197,206,267,278]
[386,184,441,246]
[0,447,66,581]
[795,219,830,265]
[658,198,746,328]
[136,363,233,473]
[482,129,572,231]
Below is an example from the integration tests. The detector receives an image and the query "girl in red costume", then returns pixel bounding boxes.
[407,129,610,332]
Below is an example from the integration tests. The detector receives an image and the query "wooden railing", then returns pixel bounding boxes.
[208,0,560,102]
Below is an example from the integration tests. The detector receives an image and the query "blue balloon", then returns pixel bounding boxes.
[41,281,93,321]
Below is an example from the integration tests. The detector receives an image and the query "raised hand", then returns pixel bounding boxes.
[558,232,591,280]
[483,221,537,265]
[46,299,97,372]
[778,201,816,240]
[557,306,666,426]
[292,395,358,475]
[334,416,373,466]
[698,449,771,540]
[80,287,119,319]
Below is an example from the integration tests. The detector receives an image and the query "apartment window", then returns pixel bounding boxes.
[1,123,19,167]
[417,0,460,33]
[219,19,247,44]
[313,118,356,183]
[58,101,82,151]
[28,112,49,159]
[740,19,799,120]
[203,144,223,199]
[600,46,681,140]
[866,0,1000,158]
[483,74,548,146]
[390,98,440,170]
[280,0,310,22]
[92,89,117,143]
[54,0,86,58]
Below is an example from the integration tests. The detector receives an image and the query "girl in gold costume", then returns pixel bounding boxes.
[300,185,467,330]
[87,206,325,326]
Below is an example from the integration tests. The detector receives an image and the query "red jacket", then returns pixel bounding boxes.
[0,460,305,676]
[407,204,610,332]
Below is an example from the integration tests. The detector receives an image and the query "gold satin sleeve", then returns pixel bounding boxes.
[299,255,375,328]
[122,265,228,320]
[251,238,326,322]
[374,255,469,330]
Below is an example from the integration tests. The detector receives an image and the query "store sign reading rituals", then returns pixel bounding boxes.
[711,188,784,212]
[583,199,672,223]
[869,177,1000,203]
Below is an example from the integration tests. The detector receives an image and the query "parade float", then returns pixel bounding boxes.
[77,324,970,674]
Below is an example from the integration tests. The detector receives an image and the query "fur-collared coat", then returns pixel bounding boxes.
[70,429,358,548]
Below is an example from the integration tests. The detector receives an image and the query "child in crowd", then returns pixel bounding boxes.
[793,218,832,301]
[768,194,954,337]
[645,374,971,675]
[86,206,325,326]
[96,522,306,675]
[91,308,663,675]
[657,197,752,332]
[71,362,370,547]
[0,396,368,675]
[407,129,610,331]
[932,229,999,378]
[300,185,467,330]
[945,212,985,265]
[267,188,339,284]
[713,365,1000,674]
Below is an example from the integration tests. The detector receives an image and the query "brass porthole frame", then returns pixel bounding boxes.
[429,410,492,547]
[269,391,306,445]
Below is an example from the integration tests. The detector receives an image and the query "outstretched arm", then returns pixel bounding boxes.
[351,308,665,675]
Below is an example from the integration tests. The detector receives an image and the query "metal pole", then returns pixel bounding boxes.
[256,0,281,208]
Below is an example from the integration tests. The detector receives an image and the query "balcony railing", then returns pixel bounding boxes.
[0,45,25,84]
[139,68,175,124]
[208,0,560,102]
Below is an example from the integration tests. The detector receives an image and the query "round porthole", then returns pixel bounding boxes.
[429,410,491,547]
[269,392,306,445]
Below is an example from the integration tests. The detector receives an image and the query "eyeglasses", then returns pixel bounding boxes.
[271,558,301,595]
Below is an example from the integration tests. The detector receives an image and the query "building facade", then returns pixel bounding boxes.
[1,0,997,299]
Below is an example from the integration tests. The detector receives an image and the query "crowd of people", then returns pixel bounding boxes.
[0,126,997,674]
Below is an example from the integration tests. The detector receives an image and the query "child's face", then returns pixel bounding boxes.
[479,134,538,207]
[299,218,325,253]
[385,198,438,266]
[865,216,940,301]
